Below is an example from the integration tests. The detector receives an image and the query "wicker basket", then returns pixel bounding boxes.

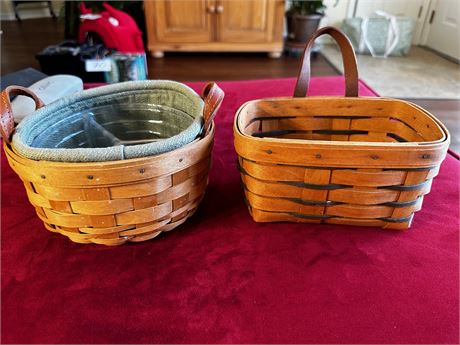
[234,27,450,230]
[1,82,224,245]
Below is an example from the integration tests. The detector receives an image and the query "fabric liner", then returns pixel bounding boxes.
[12,80,204,162]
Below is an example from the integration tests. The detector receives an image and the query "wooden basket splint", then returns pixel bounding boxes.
[234,27,450,229]
[1,82,224,245]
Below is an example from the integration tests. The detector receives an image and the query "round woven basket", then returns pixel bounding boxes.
[1,82,224,245]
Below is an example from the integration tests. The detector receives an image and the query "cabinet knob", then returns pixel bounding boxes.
[216,5,224,13]
[207,5,216,13]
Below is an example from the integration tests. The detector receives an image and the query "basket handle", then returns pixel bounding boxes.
[0,86,44,143]
[201,82,224,136]
[294,26,359,98]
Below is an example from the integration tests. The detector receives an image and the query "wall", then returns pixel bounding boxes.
[318,0,355,42]
[320,0,355,27]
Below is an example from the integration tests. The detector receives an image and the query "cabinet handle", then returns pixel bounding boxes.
[216,5,224,13]
[429,10,435,24]
[207,5,215,13]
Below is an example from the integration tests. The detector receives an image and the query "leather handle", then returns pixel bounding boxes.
[294,26,359,98]
[0,86,44,143]
[201,82,224,136]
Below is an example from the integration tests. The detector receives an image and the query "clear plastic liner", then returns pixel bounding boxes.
[31,103,195,149]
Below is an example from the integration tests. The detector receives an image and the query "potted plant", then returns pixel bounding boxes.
[286,0,326,43]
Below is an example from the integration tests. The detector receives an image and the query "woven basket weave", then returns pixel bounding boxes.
[1,82,224,245]
[234,27,450,230]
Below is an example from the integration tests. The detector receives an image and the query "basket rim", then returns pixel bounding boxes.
[233,97,450,169]
[3,121,215,169]
[234,96,450,148]
[4,123,215,188]
[6,122,214,169]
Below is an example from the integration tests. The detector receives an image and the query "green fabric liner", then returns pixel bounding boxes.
[13,80,204,162]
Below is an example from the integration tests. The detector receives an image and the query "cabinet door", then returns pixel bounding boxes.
[152,0,213,43]
[216,0,277,43]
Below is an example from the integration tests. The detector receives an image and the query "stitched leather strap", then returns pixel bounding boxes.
[294,26,359,98]
[0,86,44,143]
[201,82,224,136]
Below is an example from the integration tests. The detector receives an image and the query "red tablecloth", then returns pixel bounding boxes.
[2,77,458,344]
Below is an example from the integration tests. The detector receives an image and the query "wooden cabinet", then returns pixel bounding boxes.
[144,0,285,58]
[152,0,213,44]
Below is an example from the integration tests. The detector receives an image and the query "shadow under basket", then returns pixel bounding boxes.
[234,27,450,230]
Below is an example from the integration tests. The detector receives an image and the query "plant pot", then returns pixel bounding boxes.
[286,12,296,40]
[289,14,323,43]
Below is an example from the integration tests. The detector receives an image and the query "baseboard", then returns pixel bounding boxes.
[420,45,460,64]
[1,9,52,21]
[1,13,15,21]
[1,3,59,21]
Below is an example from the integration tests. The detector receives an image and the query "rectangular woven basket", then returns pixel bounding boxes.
[233,27,450,230]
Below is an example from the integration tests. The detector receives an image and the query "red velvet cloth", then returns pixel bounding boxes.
[2,77,458,344]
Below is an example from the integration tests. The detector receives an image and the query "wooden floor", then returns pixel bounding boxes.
[1,18,459,152]
[145,51,337,81]
[0,18,336,80]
